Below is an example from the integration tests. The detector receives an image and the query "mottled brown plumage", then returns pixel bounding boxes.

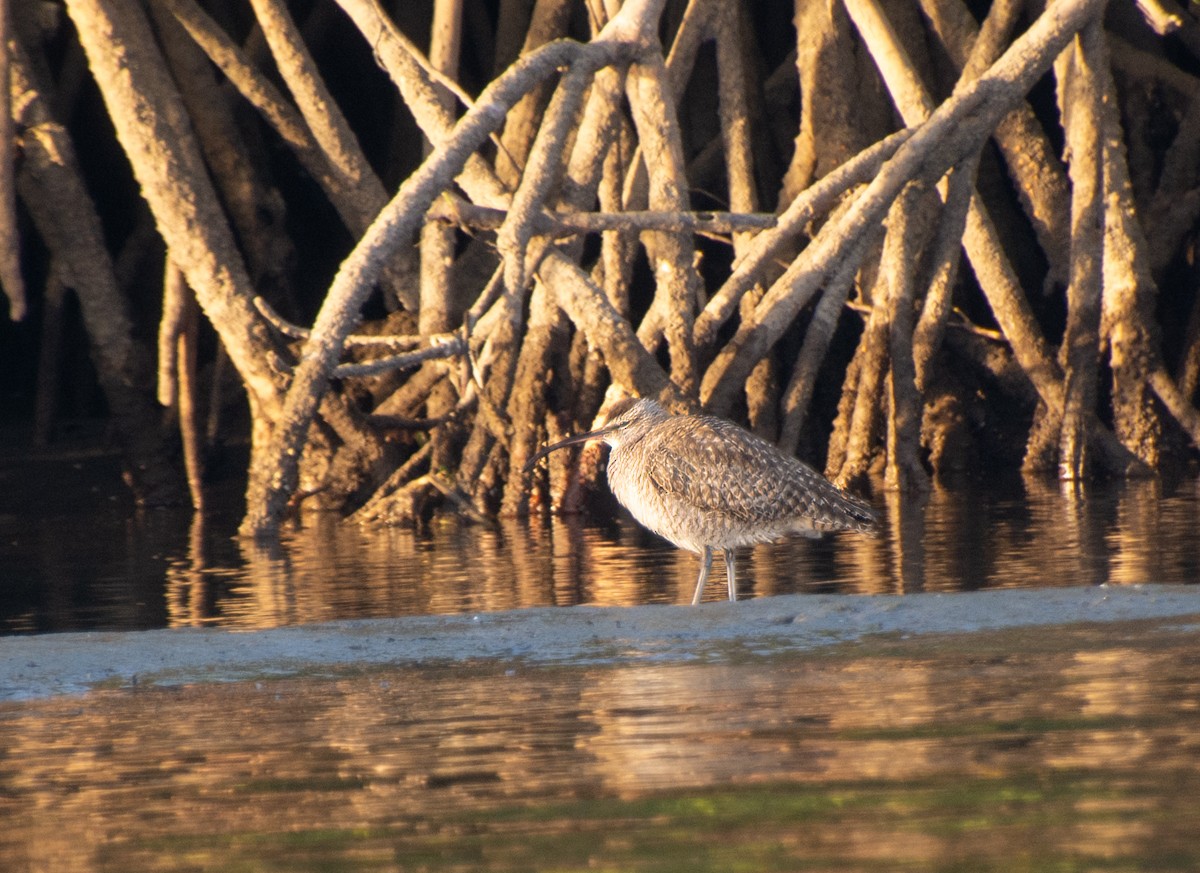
[527,397,876,604]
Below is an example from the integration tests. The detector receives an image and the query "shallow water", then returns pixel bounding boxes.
[3,465,1200,633]
[5,458,1200,870]
[2,618,1199,871]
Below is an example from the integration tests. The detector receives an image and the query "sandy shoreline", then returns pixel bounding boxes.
[3,584,1199,701]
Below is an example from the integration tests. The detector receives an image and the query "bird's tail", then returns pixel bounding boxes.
[831,489,879,534]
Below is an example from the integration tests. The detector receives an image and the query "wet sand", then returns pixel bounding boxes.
[4,584,1199,700]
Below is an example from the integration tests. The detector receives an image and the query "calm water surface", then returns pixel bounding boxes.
[2,462,1200,633]
[3,458,1200,870]
[2,619,1198,871]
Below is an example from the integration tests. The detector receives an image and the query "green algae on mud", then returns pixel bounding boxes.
[103,773,1199,873]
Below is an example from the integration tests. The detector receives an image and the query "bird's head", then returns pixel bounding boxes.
[524,397,669,471]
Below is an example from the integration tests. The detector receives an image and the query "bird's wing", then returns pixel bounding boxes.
[640,416,874,531]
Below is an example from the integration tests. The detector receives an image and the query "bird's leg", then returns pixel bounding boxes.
[691,546,714,605]
[724,549,738,601]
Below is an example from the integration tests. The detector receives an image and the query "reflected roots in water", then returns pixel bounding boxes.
[3,477,1200,632]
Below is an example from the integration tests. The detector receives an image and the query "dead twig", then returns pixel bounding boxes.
[430,199,779,236]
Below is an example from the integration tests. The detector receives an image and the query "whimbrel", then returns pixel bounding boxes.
[526,397,876,604]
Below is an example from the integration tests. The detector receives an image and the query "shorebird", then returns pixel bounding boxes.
[526,397,876,604]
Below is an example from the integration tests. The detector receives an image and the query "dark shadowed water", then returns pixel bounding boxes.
[2,453,1199,633]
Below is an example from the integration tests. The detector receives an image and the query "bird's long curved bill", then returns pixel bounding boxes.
[523,423,619,473]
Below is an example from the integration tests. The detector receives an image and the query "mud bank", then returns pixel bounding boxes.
[3,585,1199,700]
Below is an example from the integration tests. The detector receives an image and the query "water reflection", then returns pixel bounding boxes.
[2,476,1200,632]
[1,620,1198,870]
